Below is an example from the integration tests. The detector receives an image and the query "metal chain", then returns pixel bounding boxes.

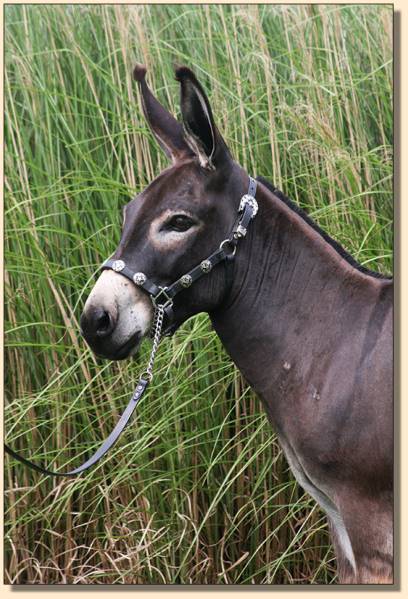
[141,304,165,382]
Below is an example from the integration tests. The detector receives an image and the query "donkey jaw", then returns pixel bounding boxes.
[95,329,143,361]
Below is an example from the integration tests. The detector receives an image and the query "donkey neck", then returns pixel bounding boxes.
[210,180,390,400]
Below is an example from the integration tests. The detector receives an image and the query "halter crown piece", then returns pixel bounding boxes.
[4,178,258,477]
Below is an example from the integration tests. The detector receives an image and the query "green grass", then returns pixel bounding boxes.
[4,4,392,585]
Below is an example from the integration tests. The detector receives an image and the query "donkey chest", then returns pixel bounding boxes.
[257,363,356,480]
[258,372,359,571]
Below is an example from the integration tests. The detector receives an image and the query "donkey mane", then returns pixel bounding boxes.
[256,176,392,280]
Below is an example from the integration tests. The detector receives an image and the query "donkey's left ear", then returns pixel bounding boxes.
[175,66,232,170]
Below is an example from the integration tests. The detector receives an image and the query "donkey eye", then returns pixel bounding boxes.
[164,214,196,233]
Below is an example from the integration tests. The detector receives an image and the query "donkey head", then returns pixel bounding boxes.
[80,65,248,360]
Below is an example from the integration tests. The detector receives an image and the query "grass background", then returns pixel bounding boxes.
[4,4,393,585]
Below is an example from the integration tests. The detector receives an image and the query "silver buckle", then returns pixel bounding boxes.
[239,194,258,217]
[233,224,247,239]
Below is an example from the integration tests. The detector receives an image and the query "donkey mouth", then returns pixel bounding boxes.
[92,330,143,361]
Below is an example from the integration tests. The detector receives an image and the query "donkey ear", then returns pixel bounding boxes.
[133,64,192,163]
[175,66,232,170]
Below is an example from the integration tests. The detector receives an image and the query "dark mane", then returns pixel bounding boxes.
[256,176,392,280]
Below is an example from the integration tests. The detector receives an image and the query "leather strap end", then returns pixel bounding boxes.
[131,377,149,402]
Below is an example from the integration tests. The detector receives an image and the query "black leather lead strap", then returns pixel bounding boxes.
[4,378,149,477]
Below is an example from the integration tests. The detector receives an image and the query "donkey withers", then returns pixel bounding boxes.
[80,65,393,584]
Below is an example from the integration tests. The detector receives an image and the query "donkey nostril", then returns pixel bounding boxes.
[80,307,117,340]
[96,310,114,337]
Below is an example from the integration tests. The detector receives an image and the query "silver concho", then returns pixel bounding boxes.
[133,272,147,286]
[180,274,193,288]
[112,259,125,272]
[200,259,212,273]
[239,194,258,217]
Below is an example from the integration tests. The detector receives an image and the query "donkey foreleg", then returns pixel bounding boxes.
[331,493,393,584]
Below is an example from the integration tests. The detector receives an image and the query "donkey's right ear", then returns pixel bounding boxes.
[175,66,232,171]
[133,64,192,163]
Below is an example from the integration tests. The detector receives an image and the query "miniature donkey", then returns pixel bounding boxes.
[80,65,393,584]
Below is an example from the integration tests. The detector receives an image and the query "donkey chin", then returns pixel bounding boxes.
[80,270,154,361]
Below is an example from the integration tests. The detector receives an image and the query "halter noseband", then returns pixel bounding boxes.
[101,176,258,334]
[4,177,258,477]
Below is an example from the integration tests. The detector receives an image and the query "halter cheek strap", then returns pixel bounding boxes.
[4,177,258,478]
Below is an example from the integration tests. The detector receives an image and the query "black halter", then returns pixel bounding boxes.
[101,176,258,334]
[4,178,258,477]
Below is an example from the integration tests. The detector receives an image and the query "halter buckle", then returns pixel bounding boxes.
[152,286,173,309]
[239,194,258,217]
